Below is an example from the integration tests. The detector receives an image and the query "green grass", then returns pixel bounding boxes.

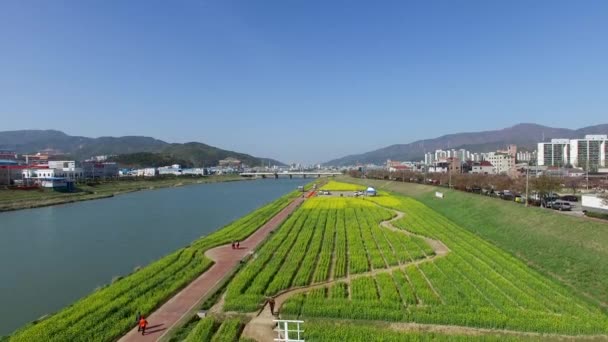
[0,175,242,212]
[279,188,608,334]
[223,197,430,312]
[184,316,218,342]
[341,176,608,309]
[304,321,539,341]
[319,180,366,191]
[210,317,244,342]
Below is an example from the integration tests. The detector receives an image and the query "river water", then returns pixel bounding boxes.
[0,178,308,336]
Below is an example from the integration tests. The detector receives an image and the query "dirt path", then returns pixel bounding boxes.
[119,195,305,342]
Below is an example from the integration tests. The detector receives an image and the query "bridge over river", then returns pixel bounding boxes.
[240,171,342,179]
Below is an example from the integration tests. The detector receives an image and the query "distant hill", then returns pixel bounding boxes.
[0,129,284,167]
[324,123,608,166]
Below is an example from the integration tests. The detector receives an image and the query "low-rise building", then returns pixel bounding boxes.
[82,161,119,179]
[0,165,27,185]
[470,161,495,175]
[158,164,182,175]
[0,150,18,160]
[40,177,71,189]
[182,168,206,176]
[134,168,158,177]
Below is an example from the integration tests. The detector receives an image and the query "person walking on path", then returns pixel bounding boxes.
[231,241,235,249]
[267,297,276,316]
[236,241,240,249]
[138,316,148,335]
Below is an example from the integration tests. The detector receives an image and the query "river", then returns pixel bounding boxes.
[0,178,309,336]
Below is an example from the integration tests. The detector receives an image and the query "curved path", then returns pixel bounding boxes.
[241,207,449,341]
[241,205,608,341]
[119,195,305,342]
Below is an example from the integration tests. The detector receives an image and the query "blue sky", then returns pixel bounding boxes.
[1,1,607,163]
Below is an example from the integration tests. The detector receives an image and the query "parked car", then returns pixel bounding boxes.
[551,200,572,211]
[560,195,578,202]
[501,193,514,201]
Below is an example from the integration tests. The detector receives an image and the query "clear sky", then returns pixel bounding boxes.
[1,1,607,164]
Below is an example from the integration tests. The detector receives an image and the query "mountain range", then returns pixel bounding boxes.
[324,123,608,166]
[0,130,284,167]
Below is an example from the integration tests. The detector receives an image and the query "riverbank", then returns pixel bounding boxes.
[5,186,304,341]
[0,175,243,212]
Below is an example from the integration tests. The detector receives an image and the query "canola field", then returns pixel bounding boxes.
[225,184,608,337]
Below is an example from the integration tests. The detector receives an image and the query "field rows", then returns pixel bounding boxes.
[277,188,608,335]
[184,316,245,342]
[224,197,432,312]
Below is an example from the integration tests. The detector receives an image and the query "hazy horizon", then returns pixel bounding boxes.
[1,1,607,163]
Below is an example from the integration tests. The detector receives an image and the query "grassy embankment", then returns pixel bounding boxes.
[341,176,608,309]
[6,187,303,342]
[0,175,242,212]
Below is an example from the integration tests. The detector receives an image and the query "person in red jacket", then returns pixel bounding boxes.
[138,316,148,335]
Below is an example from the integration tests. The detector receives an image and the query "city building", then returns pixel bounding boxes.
[23,153,50,165]
[484,152,514,175]
[470,161,495,175]
[569,135,607,171]
[446,157,462,173]
[22,167,55,180]
[46,160,84,181]
[471,153,483,162]
[516,151,536,162]
[540,167,585,178]
[82,161,119,179]
[0,164,28,185]
[182,168,207,176]
[434,150,448,161]
[537,139,570,167]
[134,168,158,177]
[39,177,72,189]
[424,152,435,165]
[0,150,17,160]
[158,165,183,175]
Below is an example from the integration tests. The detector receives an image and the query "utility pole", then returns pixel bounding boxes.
[586,158,589,190]
[448,164,452,188]
[525,166,530,207]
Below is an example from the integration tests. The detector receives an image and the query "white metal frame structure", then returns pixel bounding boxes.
[273,319,304,342]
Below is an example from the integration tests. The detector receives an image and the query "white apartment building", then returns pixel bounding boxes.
[569,135,607,170]
[516,151,536,162]
[537,135,607,170]
[424,152,435,165]
[537,139,570,167]
[434,150,448,161]
[483,152,514,174]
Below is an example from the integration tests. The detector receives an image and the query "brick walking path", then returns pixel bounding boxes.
[119,196,305,342]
